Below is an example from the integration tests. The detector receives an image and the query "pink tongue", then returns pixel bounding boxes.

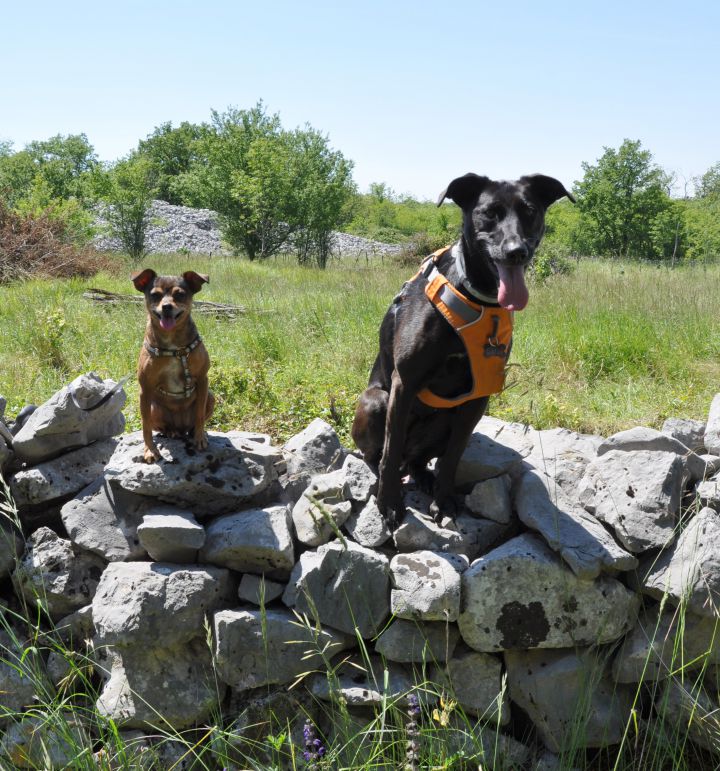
[159,317,176,331]
[496,264,529,311]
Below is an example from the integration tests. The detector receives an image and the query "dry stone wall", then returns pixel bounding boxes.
[2,374,720,765]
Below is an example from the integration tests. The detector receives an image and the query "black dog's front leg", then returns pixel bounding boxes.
[431,396,489,521]
[376,369,415,528]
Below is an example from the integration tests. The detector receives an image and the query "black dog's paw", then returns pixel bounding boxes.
[377,491,403,531]
[429,495,459,525]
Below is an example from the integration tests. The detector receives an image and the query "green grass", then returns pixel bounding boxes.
[1,255,719,445]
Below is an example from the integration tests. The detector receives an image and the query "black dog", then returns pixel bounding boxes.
[352,173,574,526]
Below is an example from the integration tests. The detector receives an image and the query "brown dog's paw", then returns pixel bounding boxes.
[194,430,209,450]
[143,444,161,463]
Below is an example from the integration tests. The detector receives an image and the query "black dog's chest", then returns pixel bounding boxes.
[423,347,472,398]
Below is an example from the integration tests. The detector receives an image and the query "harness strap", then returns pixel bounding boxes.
[414,252,513,409]
[144,335,201,399]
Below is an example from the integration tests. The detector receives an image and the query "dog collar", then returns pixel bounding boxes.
[143,336,201,399]
[451,243,500,305]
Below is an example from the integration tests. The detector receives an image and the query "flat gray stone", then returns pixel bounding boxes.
[597,426,705,481]
[705,393,720,456]
[431,648,509,724]
[578,449,686,553]
[105,432,282,517]
[506,647,634,752]
[465,476,513,523]
[283,540,390,638]
[0,631,37,722]
[137,507,205,562]
[282,418,344,499]
[390,551,466,621]
[696,475,720,510]
[662,417,706,453]
[308,655,413,706]
[375,618,459,663]
[12,527,106,620]
[612,606,720,683]
[516,467,637,579]
[92,562,232,648]
[61,474,149,562]
[213,607,351,691]
[10,438,118,509]
[634,507,720,617]
[657,678,720,753]
[291,470,352,546]
[394,491,464,552]
[95,639,222,730]
[455,417,534,488]
[200,504,294,579]
[524,427,602,491]
[237,574,285,605]
[341,453,378,503]
[343,495,391,548]
[12,372,125,464]
[458,534,639,652]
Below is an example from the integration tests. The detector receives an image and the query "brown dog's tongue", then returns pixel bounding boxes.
[160,317,176,331]
[496,264,529,311]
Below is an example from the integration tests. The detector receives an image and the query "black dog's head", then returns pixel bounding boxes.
[438,173,574,310]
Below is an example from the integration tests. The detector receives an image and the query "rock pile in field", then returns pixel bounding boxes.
[3,376,720,765]
[93,200,402,259]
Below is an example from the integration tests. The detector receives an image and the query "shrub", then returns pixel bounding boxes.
[0,202,113,283]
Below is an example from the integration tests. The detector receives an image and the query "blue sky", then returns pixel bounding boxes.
[1,0,717,200]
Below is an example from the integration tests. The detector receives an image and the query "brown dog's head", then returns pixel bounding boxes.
[131,269,209,332]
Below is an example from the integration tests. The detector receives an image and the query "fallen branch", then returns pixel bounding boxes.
[82,288,268,318]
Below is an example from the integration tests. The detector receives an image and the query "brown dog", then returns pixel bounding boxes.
[131,269,215,463]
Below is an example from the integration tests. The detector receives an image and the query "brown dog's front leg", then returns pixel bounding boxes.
[432,397,488,520]
[193,377,210,450]
[377,370,414,528]
[139,386,160,463]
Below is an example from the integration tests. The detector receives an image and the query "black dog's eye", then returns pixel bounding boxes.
[484,205,504,220]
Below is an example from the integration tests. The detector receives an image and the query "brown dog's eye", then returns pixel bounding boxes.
[150,290,163,301]
[173,290,187,301]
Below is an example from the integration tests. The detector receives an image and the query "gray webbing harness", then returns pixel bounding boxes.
[143,336,201,399]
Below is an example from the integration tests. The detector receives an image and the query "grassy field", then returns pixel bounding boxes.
[1,255,719,443]
[3,255,720,768]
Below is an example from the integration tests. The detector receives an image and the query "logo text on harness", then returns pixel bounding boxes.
[484,314,509,359]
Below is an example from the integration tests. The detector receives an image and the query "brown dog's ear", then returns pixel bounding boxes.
[182,271,209,294]
[131,269,157,292]
[520,174,576,207]
[437,173,492,208]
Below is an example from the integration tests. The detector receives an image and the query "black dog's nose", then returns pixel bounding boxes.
[504,240,529,263]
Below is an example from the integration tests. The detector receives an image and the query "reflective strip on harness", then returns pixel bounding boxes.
[415,254,513,409]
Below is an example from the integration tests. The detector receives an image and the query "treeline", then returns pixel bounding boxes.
[1,111,719,266]
[544,140,720,262]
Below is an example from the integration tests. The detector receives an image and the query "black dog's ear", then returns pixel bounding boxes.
[183,271,209,293]
[520,174,576,208]
[437,173,491,208]
[131,268,157,292]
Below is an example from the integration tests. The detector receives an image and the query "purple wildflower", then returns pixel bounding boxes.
[302,719,326,769]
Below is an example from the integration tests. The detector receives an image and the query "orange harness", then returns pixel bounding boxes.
[414,250,513,409]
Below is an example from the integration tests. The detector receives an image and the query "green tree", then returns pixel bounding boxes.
[287,127,355,267]
[574,139,673,259]
[135,121,209,204]
[695,162,720,198]
[96,156,159,260]
[0,133,98,207]
[177,103,354,263]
